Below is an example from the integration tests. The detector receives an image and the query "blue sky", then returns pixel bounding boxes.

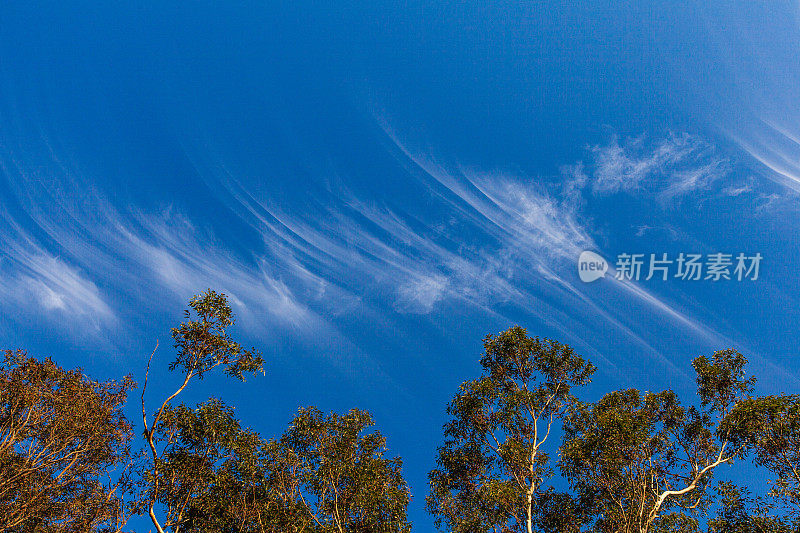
[2,1,800,530]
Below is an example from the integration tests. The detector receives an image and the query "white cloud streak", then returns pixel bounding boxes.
[0,119,761,383]
[374,123,740,374]
[728,120,800,194]
[580,133,730,197]
[0,217,115,329]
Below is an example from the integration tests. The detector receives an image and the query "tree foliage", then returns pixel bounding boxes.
[427,326,595,533]
[149,402,411,532]
[169,290,263,381]
[5,300,800,533]
[722,394,800,516]
[706,482,795,533]
[141,289,264,533]
[0,349,135,532]
[559,349,755,533]
[146,398,265,532]
[265,407,411,533]
[140,290,410,533]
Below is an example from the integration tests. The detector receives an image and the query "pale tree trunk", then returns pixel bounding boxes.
[140,341,207,533]
[526,422,538,533]
[641,443,733,533]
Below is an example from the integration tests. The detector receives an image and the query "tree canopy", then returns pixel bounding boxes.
[0,350,135,533]
[560,349,755,533]
[427,327,594,533]
[139,290,410,533]
[3,300,800,533]
[722,394,800,518]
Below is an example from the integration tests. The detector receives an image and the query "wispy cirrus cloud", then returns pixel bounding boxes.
[0,214,115,330]
[722,180,754,197]
[118,210,316,328]
[0,252,114,326]
[395,272,449,314]
[567,133,731,198]
[0,135,318,337]
[0,117,775,382]
[728,119,800,196]
[375,124,740,370]
[215,181,524,317]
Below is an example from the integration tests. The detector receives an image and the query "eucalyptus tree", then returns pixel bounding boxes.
[151,404,411,533]
[0,349,136,533]
[264,407,412,533]
[722,394,800,518]
[559,349,755,533]
[706,482,795,533]
[140,289,263,533]
[143,398,267,533]
[140,289,410,533]
[427,326,595,533]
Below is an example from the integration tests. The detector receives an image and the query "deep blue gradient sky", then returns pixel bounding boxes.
[3,2,800,530]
